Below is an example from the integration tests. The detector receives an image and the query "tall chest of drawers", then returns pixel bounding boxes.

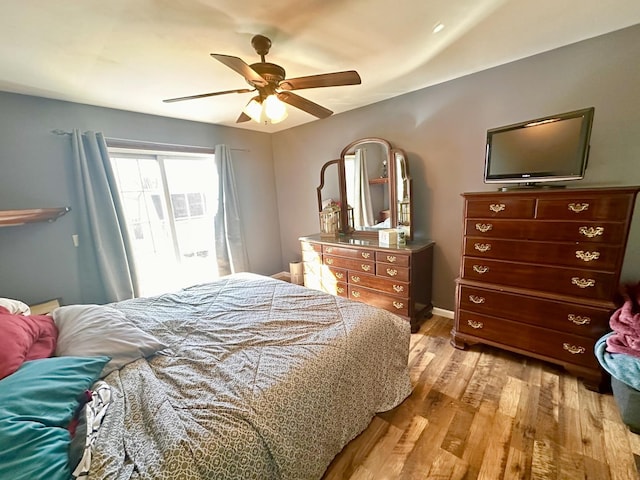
[300,234,434,332]
[452,187,639,390]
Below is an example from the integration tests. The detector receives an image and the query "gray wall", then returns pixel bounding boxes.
[273,25,640,311]
[1,25,639,311]
[0,93,282,305]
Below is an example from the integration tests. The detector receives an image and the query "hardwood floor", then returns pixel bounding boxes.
[323,315,640,480]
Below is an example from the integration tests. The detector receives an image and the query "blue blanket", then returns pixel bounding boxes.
[595,332,640,391]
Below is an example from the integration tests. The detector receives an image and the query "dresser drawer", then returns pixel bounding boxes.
[324,255,375,273]
[302,260,323,276]
[348,272,409,298]
[463,237,621,270]
[302,250,323,263]
[323,245,374,260]
[536,195,634,221]
[376,264,410,282]
[301,241,322,253]
[329,281,348,297]
[375,251,410,267]
[320,277,347,296]
[322,266,347,283]
[458,285,611,337]
[303,273,323,291]
[461,257,616,300]
[465,219,627,244]
[457,311,599,369]
[349,285,409,317]
[465,198,535,218]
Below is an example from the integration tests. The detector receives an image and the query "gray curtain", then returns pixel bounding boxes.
[71,130,138,302]
[214,144,249,276]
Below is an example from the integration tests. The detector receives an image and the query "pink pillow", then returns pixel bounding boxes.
[0,306,58,379]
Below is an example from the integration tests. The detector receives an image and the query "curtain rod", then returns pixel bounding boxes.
[50,130,249,152]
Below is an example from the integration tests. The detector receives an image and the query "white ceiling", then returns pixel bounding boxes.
[1,1,639,133]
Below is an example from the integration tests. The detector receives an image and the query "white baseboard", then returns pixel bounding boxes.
[432,307,454,319]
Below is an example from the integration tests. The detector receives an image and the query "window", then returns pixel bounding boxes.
[109,150,218,296]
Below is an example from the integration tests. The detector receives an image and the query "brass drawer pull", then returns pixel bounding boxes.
[336,287,344,294]
[568,314,591,325]
[489,203,506,213]
[475,223,493,233]
[387,268,398,277]
[386,255,397,263]
[472,265,489,274]
[351,275,361,283]
[335,272,344,279]
[393,301,404,309]
[571,277,595,288]
[325,258,334,265]
[326,247,334,253]
[361,252,371,259]
[393,285,404,293]
[563,343,586,355]
[361,264,372,272]
[568,202,589,213]
[352,291,361,298]
[474,243,491,253]
[575,250,600,262]
[469,295,485,304]
[579,226,604,238]
[467,319,484,329]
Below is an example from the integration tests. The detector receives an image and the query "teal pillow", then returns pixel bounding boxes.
[0,355,110,480]
[0,417,72,480]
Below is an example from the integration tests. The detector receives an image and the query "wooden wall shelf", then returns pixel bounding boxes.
[0,207,71,226]
[368,177,388,185]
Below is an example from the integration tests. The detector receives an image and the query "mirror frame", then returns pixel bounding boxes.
[316,137,412,240]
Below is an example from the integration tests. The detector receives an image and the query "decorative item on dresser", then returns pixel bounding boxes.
[451,186,640,391]
[300,234,434,333]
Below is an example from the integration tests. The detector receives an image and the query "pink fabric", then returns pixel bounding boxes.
[0,306,58,379]
[606,283,640,359]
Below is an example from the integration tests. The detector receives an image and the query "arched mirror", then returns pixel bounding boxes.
[317,138,412,240]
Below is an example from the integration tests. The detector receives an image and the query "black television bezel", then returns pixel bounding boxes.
[483,107,595,186]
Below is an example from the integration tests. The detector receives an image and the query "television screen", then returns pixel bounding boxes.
[484,107,594,186]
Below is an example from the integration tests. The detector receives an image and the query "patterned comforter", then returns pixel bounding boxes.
[88,273,412,480]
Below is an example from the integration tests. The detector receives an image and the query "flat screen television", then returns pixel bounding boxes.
[484,107,594,188]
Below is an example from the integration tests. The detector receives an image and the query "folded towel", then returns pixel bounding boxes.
[595,333,640,390]
[607,282,640,358]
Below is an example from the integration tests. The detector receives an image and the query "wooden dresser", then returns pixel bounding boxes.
[300,234,434,332]
[452,187,639,390]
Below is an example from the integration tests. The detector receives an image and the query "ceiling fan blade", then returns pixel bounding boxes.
[163,88,253,103]
[236,112,251,123]
[210,54,268,87]
[277,91,333,119]
[279,70,361,91]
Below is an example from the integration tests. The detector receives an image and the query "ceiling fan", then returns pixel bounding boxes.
[163,34,361,124]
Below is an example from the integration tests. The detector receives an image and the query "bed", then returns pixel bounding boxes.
[0,273,413,480]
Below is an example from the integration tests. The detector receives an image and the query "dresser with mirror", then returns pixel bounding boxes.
[301,137,434,332]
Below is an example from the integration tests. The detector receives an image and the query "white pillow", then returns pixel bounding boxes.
[0,297,31,315]
[53,304,167,376]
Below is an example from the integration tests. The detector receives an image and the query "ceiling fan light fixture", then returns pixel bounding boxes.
[243,96,264,123]
[243,95,288,124]
[264,94,288,123]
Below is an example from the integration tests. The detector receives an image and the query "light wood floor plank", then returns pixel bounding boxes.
[477,410,513,479]
[322,315,640,480]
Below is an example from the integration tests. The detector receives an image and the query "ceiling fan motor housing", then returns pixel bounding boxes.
[249,63,286,96]
[250,63,285,84]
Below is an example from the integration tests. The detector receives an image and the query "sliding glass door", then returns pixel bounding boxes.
[110,151,218,296]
